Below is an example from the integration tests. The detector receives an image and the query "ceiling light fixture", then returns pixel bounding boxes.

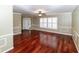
[38,13,42,16]
[38,11,42,16]
[34,9,47,16]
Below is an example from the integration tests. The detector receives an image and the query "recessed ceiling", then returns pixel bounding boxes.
[13,5,77,16]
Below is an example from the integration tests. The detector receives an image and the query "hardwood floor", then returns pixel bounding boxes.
[8,30,78,53]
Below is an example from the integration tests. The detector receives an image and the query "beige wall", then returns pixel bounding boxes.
[31,13,72,35]
[72,6,79,52]
[13,13,22,35]
[0,6,13,52]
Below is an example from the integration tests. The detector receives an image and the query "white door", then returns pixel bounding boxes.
[23,18,31,30]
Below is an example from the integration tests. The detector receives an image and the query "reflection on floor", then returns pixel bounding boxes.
[8,30,78,53]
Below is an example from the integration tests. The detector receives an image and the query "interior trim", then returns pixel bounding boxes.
[0,34,13,38]
[31,28,72,36]
[72,31,79,52]
[2,47,13,53]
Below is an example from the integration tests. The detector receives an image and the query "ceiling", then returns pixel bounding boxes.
[13,5,77,17]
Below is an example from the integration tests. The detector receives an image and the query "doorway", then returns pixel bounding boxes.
[23,18,31,30]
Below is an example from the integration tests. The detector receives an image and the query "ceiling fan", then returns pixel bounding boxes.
[33,9,47,16]
[38,11,46,16]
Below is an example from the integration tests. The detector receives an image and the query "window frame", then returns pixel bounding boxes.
[40,17,58,30]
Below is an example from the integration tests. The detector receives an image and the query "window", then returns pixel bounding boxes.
[40,18,47,28]
[40,17,57,29]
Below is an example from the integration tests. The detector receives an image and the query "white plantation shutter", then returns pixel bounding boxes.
[40,17,58,29]
[52,17,57,29]
[40,18,47,28]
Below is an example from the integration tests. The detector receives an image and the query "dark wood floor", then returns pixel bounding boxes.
[8,30,78,53]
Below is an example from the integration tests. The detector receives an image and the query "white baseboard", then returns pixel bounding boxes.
[72,31,79,52]
[2,47,13,53]
[13,26,22,35]
[23,28,32,30]
[49,31,72,36]
[0,34,13,53]
[32,28,72,36]
[73,38,79,52]
[13,32,21,35]
[0,34,13,38]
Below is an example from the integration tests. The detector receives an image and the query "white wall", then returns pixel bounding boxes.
[31,12,72,35]
[58,13,72,34]
[13,13,22,35]
[0,6,13,52]
[72,6,79,52]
